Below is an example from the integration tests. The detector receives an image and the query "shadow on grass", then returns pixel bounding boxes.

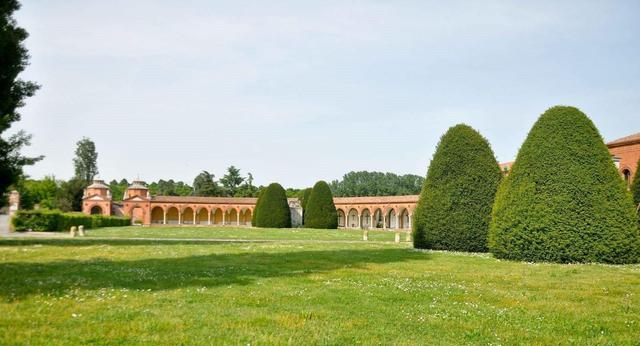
[0,238,270,247]
[0,247,427,300]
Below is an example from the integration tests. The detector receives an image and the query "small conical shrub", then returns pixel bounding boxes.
[413,124,501,252]
[304,181,338,229]
[489,106,639,264]
[254,183,291,228]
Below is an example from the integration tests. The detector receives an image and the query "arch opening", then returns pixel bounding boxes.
[166,207,179,224]
[361,208,371,229]
[347,209,359,228]
[337,209,345,228]
[151,206,164,224]
[90,205,103,215]
[196,208,209,225]
[182,207,195,225]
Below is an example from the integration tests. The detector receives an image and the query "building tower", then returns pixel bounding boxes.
[82,179,112,215]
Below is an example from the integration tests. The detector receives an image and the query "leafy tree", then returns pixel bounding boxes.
[108,179,128,201]
[631,159,640,211]
[330,171,424,197]
[304,181,338,229]
[235,172,259,197]
[55,178,85,212]
[73,137,98,182]
[489,106,639,264]
[0,0,42,206]
[254,183,291,228]
[16,176,58,210]
[413,124,501,252]
[220,166,244,196]
[193,171,221,196]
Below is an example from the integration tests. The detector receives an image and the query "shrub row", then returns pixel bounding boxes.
[414,106,640,264]
[12,209,131,232]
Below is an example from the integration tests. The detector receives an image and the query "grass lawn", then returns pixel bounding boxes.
[86,226,402,242]
[1,228,639,345]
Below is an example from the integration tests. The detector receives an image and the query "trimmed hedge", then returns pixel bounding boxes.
[631,159,640,210]
[12,209,131,232]
[413,124,501,252]
[489,106,640,264]
[254,183,291,228]
[304,181,338,229]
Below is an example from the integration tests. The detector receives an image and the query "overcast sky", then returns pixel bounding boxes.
[12,0,640,188]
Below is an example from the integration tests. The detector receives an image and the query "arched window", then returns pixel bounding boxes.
[623,169,632,187]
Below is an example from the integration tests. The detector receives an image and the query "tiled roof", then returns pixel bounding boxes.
[87,180,109,189]
[333,195,419,204]
[151,195,258,204]
[607,132,640,147]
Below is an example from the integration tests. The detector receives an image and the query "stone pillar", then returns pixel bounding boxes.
[408,214,412,230]
[395,231,400,243]
[358,214,362,229]
[363,229,368,241]
[207,211,211,225]
[236,209,240,226]
[163,210,167,225]
[178,210,182,225]
[70,226,77,237]
[222,211,226,225]
[78,225,85,236]
[193,209,197,225]
[383,214,387,230]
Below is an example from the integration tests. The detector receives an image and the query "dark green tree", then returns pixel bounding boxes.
[16,176,58,210]
[413,124,501,252]
[55,178,85,211]
[254,183,291,228]
[193,171,221,196]
[330,171,424,197]
[0,0,42,206]
[631,159,640,212]
[73,137,98,182]
[489,106,639,264]
[220,165,244,196]
[304,181,338,229]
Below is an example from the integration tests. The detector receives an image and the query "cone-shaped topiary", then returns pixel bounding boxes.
[489,106,640,264]
[254,183,291,228]
[304,181,338,229]
[631,159,640,211]
[413,124,501,252]
[251,188,265,226]
[300,187,312,224]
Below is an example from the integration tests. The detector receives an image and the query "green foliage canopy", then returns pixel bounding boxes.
[0,0,41,206]
[489,106,639,264]
[330,171,423,197]
[413,124,501,252]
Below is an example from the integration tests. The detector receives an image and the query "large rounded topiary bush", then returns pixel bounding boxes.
[413,124,502,252]
[304,181,338,229]
[489,106,640,264]
[254,183,291,228]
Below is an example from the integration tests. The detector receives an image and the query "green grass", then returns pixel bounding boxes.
[86,226,403,242]
[1,228,639,345]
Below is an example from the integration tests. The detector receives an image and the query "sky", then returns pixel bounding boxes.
[11,0,640,188]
